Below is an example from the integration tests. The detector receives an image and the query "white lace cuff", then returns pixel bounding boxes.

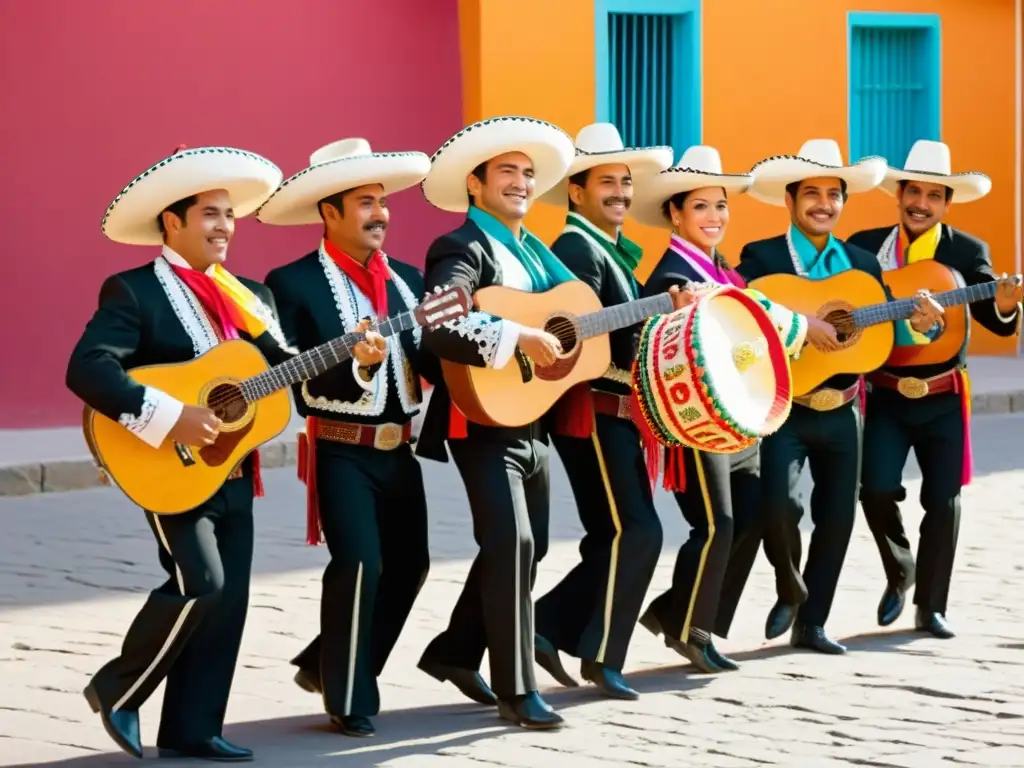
[492,320,522,370]
[118,387,184,449]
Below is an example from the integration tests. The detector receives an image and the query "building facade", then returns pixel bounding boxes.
[2,0,1020,428]
[459,0,1023,355]
[0,0,464,428]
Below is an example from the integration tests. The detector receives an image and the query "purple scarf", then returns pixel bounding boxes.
[668,234,745,288]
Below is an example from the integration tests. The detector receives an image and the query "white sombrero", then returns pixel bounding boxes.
[630,146,754,228]
[537,122,673,205]
[256,139,431,225]
[421,116,575,212]
[748,139,886,207]
[880,140,991,204]
[101,146,283,246]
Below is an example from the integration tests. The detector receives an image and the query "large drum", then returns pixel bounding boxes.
[632,284,793,454]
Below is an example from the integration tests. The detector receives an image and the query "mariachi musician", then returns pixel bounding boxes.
[258,140,437,737]
[413,116,577,729]
[529,122,675,699]
[632,145,815,671]
[67,146,292,761]
[847,140,1022,637]
[739,139,944,655]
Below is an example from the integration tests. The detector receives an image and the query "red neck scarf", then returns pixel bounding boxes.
[169,263,264,498]
[170,266,244,341]
[322,239,389,317]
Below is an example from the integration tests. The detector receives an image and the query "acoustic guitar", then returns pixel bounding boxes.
[85,285,471,515]
[442,281,674,427]
[750,267,1022,395]
[883,260,1021,367]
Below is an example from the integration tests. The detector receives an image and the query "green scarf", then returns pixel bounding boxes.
[467,206,576,291]
[565,212,642,296]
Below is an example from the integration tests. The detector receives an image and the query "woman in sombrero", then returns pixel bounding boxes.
[630,146,819,673]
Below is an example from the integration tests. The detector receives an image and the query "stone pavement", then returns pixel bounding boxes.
[2,413,1024,767]
[3,354,1024,497]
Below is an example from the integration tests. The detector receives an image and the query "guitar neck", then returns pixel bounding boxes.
[237,311,419,401]
[579,293,676,339]
[851,281,998,329]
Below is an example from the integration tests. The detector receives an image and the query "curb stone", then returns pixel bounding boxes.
[1,390,1022,498]
[0,436,303,497]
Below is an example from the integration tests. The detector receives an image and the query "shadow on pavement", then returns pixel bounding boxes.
[9,671,712,768]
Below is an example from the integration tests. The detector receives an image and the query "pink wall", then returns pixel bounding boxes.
[0,0,464,428]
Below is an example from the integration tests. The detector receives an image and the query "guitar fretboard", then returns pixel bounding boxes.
[579,293,676,339]
[851,282,999,329]
[238,311,418,401]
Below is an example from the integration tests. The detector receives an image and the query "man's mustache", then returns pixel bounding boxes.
[363,220,387,231]
[602,196,630,209]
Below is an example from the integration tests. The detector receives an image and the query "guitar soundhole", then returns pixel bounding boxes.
[205,383,248,425]
[544,315,579,354]
[533,314,582,382]
[818,301,860,349]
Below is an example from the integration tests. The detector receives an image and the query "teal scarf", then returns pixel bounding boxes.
[788,225,852,279]
[468,206,576,291]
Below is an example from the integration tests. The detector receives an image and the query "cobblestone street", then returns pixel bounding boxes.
[2,414,1023,767]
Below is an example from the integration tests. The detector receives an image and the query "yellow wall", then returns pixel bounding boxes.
[458,0,1019,354]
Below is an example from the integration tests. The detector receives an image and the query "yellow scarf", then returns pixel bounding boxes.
[899,223,942,343]
[899,222,941,264]
[207,264,268,338]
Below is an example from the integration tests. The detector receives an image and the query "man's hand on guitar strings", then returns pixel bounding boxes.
[909,290,944,333]
[517,326,562,367]
[804,315,840,353]
[169,404,222,447]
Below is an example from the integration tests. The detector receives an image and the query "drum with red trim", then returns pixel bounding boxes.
[632,285,793,454]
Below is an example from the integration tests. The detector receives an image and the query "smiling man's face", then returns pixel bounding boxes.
[162,188,234,268]
[568,163,632,232]
[786,176,846,237]
[897,179,952,237]
[468,151,536,222]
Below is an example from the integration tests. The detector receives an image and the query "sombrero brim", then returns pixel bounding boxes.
[255,152,431,225]
[629,168,754,229]
[421,117,576,212]
[101,147,282,246]
[748,155,887,207]
[880,168,992,204]
[537,145,674,205]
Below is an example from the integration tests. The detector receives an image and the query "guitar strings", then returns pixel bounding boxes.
[202,311,578,412]
[198,290,466,413]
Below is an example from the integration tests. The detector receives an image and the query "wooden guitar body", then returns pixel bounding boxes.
[441,281,612,427]
[749,270,895,396]
[85,340,291,515]
[882,260,967,367]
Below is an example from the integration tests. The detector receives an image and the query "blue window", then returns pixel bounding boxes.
[847,12,941,167]
[594,0,702,151]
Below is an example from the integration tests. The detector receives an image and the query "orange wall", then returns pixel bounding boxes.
[459,0,1019,354]
[458,0,596,245]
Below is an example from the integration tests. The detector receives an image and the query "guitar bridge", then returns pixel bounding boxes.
[173,442,196,467]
